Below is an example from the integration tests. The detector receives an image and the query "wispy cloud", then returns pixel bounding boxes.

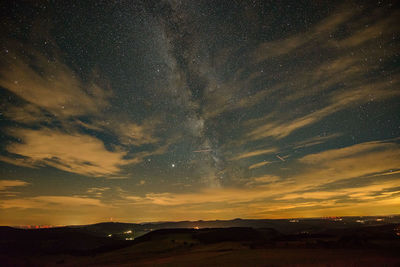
[198,5,398,150]
[0,49,110,121]
[245,175,280,187]
[86,187,111,197]
[285,140,400,192]
[1,128,135,177]
[253,8,356,61]
[0,195,107,209]
[0,46,167,176]
[248,161,271,170]
[231,148,277,160]
[0,180,29,190]
[276,179,400,201]
[292,133,342,149]
[1,140,398,222]
[124,140,400,213]
[246,81,399,141]
[111,122,160,146]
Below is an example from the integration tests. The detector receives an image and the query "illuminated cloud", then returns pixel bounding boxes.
[113,122,159,146]
[0,49,110,121]
[248,161,271,170]
[279,141,400,193]
[276,179,400,201]
[246,82,399,141]
[86,187,111,197]
[1,128,134,177]
[0,47,161,153]
[292,133,342,149]
[231,148,277,160]
[2,104,49,124]
[124,141,400,212]
[0,180,29,190]
[0,195,107,209]
[332,11,399,48]
[200,6,398,127]
[253,8,355,61]
[245,175,280,186]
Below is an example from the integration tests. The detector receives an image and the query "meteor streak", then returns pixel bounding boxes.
[276,155,285,162]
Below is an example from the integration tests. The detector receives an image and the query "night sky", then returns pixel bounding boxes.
[0,0,399,225]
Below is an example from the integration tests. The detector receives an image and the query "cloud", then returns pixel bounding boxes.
[1,128,134,177]
[276,179,400,201]
[78,119,161,147]
[198,5,398,133]
[0,49,111,122]
[0,180,29,190]
[125,189,263,206]
[86,187,111,197]
[231,148,277,160]
[248,161,270,170]
[283,140,400,192]
[112,122,159,146]
[0,47,162,160]
[245,175,280,187]
[253,8,355,61]
[2,140,398,222]
[246,81,399,141]
[0,195,107,209]
[2,104,50,124]
[292,133,342,149]
[124,140,400,211]
[333,10,399,48]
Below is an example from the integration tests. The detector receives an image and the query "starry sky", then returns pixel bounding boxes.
[0,0,399,225]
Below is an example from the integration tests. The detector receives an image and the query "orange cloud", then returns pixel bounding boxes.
[248,161,271,170]
[253,8,355,61]
[0,50,110,121]
[231,148,277,160]
[0,195,107,209]
[124,141,400,212]
[0,180,30,190]
[246,81,399,141]
[112,122,159,146]
[292,133,342,149]
[1,128,134,177]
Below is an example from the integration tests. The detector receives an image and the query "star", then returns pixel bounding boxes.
[171,163,175,168]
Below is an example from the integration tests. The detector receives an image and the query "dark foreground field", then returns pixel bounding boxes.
[1,219,400,266]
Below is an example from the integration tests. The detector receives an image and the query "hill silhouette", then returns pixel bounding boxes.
[1,217,400,266]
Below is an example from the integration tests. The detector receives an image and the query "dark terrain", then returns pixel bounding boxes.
[1,216,400,266]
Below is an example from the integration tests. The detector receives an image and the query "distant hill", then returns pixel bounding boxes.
[66,215,400,238]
